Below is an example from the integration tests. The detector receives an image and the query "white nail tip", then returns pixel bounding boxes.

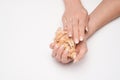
[80,37,83,41]
[85,27,88,32]
[75,39,79,44]
[69,34,72,37]
[73,55,76,59]
[73,59,77,63]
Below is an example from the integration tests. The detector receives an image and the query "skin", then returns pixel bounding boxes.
[50,0,120,64]
[62,0,88,44]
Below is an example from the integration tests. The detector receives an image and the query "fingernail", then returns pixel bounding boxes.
[73,59,78,63]
[75,39,79,44]
[72,53,77,59]
[69,34,72,37]
[80,37,83,41]
[69,33,72,37]
[85,27,88,32]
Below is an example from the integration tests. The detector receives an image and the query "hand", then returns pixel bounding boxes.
[49,40,88,64]
[73,40,88,63]
[50,42,72,63]
[62,1,89,44]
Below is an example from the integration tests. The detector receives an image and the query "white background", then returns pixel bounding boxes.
[0,0,120,80]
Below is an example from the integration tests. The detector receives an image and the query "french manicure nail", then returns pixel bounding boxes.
[73,59,78,63]
[75,39,79,44]
[69,33,72,37]
[69,34,72,37]
[85,27,88,32]
[80,37,83,41]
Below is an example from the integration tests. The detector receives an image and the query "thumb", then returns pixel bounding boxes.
[73,42,87,63]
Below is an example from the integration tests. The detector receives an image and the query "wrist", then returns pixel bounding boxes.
[85,17,98,40]
[64,0,83,10]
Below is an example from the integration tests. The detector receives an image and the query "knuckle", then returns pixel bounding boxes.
[82,9,88,15]
[74,15,79,19]
[73,20,78,26]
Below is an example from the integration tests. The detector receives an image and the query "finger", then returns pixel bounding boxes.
[61,48,69,63]
[50,42,55,49]
[63,58,72,64]
[85,16,89,32]
[55,45,65,62]
[73,18,79,44]
[52,44,59,57]
[79,24,85,41]
[73,42,87,63]
[61,48,73,64]
[68,18,73,37]
[78,18,86,41]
